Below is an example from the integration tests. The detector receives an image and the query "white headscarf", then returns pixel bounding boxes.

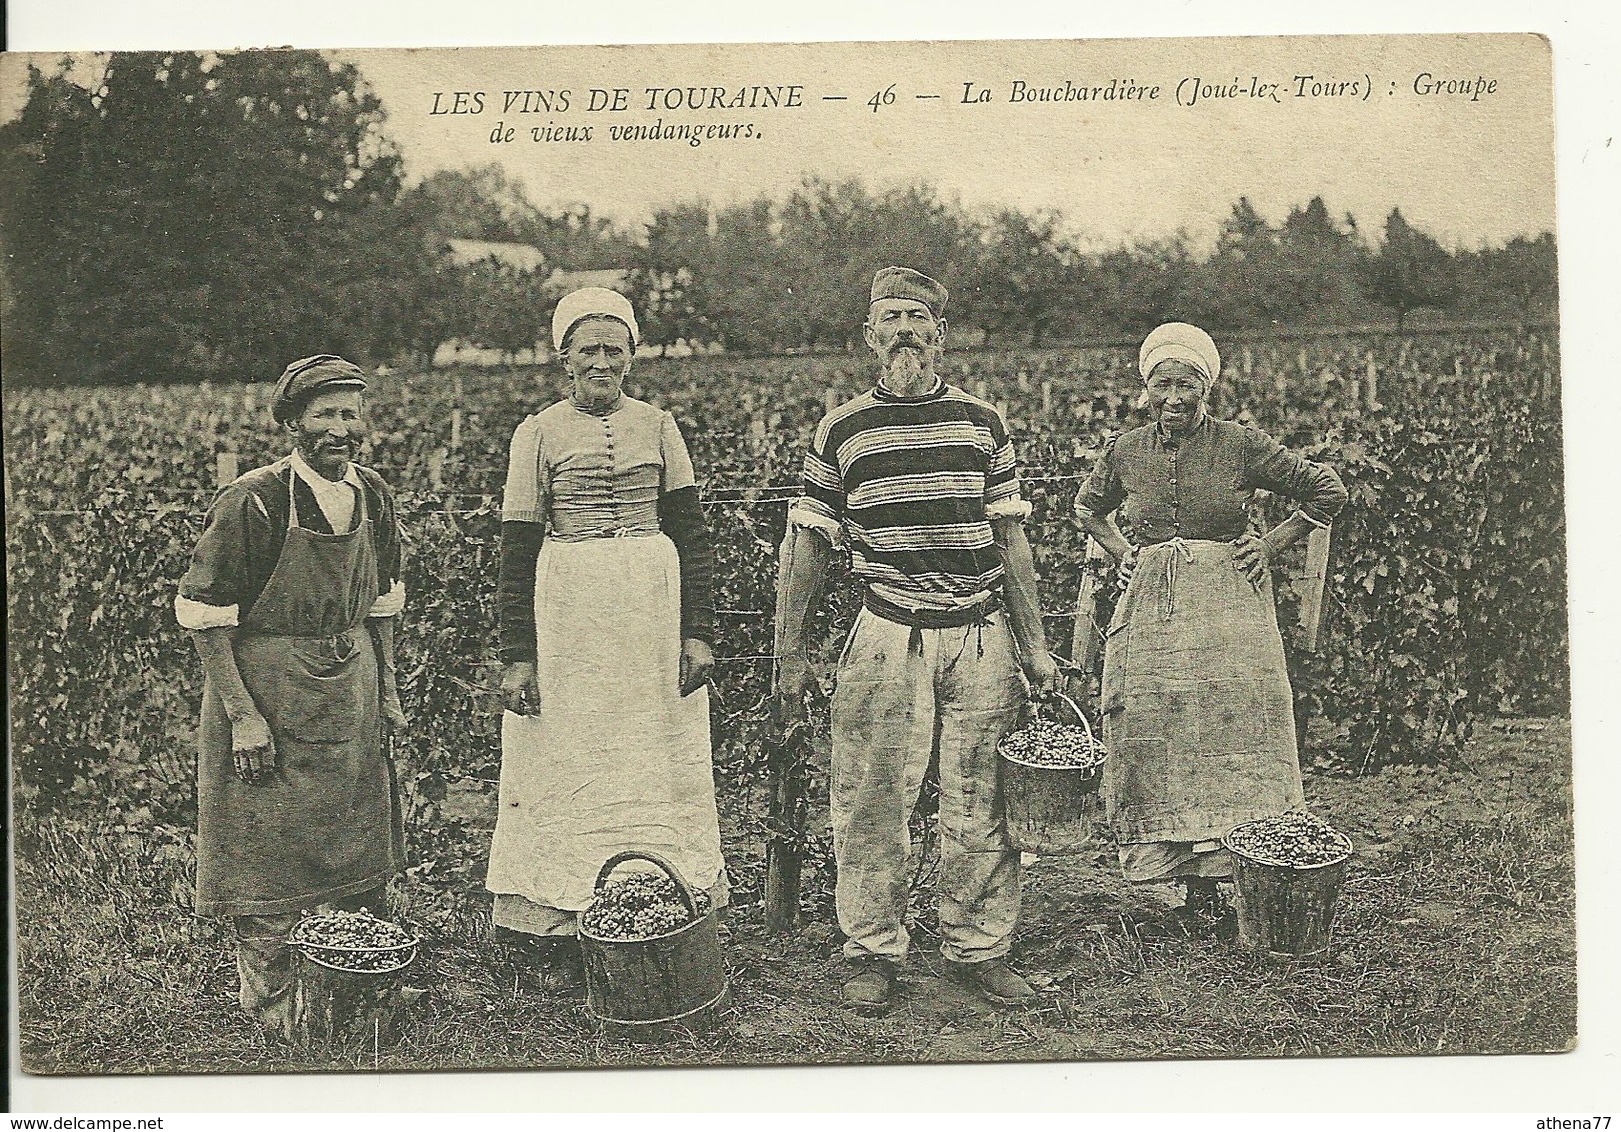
[1139,322,1221,388]
[551,287,640,352]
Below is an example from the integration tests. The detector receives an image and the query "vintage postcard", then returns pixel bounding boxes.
[2,30,1574,1086]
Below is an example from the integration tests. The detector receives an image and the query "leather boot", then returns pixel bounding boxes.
[944,957,1040,1008]
[841,956,898,1015]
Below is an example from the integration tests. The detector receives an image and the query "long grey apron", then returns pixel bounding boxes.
[195,471,401,917]
[1100,538,1305,846]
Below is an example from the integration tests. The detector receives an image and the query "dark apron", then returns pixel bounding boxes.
[195,470,402,917]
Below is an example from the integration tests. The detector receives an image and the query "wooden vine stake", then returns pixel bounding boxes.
[216,449,239,488]
[764,528,812,933]
[1295,525,1332,652]
[1068,536,1113,711]
[1277,525,1333,652]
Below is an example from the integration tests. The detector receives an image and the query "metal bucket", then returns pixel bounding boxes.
[1223,823,1353,958]
[577,851,728,1040]
[999,692,1105,855]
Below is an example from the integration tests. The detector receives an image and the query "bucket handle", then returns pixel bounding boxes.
[1037,690,1097,747]
[592,850,700,918]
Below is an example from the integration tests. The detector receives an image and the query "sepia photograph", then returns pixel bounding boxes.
[1,16,1594,1098]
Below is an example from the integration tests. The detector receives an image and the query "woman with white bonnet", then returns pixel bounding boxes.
[486,286,726,983]
[1074,322,1347,925]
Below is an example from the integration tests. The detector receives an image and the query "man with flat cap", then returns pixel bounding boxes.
[777,267,1059,1014]
[175,354,407,1038]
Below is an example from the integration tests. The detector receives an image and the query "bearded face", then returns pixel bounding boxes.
[865,298,944,393]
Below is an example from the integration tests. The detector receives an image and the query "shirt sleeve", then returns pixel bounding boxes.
[659,411,698,493]
[659,486,716,645]
[1241,426,1349,527]
[1074,433,1125,520]
[501,416,548,525]
[788,415,846,546]
[983,405,1032,521]
[174,484,269,630]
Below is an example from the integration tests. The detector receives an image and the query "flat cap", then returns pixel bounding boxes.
[552,287,640,352]
[271,354,368,424]
[1139,322,1221,386]
[870,266,948,317]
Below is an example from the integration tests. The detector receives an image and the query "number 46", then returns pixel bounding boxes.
[867,84,896,112]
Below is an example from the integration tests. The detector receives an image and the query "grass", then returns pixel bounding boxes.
[14,718,1575,1074]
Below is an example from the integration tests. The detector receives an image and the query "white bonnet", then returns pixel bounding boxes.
[551,287,640,352]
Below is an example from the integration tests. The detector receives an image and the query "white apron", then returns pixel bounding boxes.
[486,533,727,928]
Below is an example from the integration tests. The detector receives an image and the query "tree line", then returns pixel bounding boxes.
[0,50,1558,386]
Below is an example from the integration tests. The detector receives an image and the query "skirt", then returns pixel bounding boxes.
[1100,538,1305,871]
[485,533,728,933]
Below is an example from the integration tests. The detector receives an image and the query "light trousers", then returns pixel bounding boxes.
[830,608,1025,964]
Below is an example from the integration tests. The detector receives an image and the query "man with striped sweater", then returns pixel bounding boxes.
[777,266,1058,1014]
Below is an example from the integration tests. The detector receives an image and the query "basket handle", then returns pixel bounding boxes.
[1039,690,1097,747]
[592,850,699,917]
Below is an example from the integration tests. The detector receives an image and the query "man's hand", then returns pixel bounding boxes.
[1232,533,1273,588]
[678,638,714,696]
[1022,649,1061,699]
[500,660,539,716]
[231,710,275,784]
[774,653,815,727]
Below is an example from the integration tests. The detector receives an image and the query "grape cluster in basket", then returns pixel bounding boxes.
[289,909,417,973]
[582,872,713,941]
[998,719,1106,771]
[1226,811,1352,867]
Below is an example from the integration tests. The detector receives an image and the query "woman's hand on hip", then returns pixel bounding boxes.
[679,638,714,696]
[1115,545,1140,592]
[500,660,540,715]
[231,710,275,784]
[1232,533,1273,587]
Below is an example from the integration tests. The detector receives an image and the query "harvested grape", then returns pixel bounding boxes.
[581,871,713,941]
[1225,811,1352,868]
[998,719,1105,771]
[289,909,418,973]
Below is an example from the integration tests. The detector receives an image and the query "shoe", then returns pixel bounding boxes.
[841,956,898,1015]
[944,957,1040,1008]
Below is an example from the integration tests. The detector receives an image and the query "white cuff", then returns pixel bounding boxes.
[986,498,1034,522]
[368,579,406,618]
[175,593,239,631]
[1293,508,1332,531]
[787,504,844,548]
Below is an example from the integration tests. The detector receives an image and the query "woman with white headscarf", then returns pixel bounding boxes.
[1074,323,1347,923]
[486,288,726,980]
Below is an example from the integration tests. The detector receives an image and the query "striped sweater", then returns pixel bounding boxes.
[789,378,1032,612]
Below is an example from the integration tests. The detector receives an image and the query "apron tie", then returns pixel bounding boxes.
[1158,538,1196,622]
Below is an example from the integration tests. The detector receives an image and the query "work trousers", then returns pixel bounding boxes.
[830,608,1025,964]
[232,885,387,1039]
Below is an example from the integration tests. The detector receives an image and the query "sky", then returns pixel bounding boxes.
[3,34,1557,252]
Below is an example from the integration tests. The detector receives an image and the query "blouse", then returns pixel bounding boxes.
[1074,414,1347,545]
[501,395,696,538]
[497,395,714,662]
